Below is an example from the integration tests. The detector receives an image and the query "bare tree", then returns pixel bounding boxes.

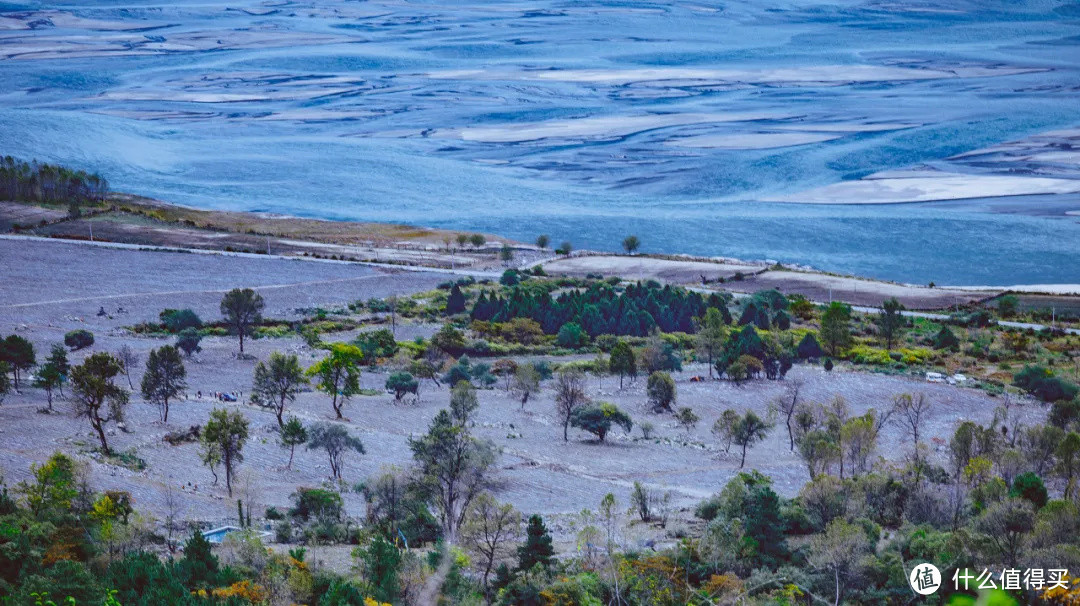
[116,344,140,390]
[894,393,933,465]
[162,477,186,555]
[554,369,589,441]
[771,378,804,451]
[460,493,521,599]
[511,364,541,408]
[809,520,872,606]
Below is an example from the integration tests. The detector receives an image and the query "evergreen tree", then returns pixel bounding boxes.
[362,535,402,603]
[177,530,219,589]
[446,284,467,315]
[876,297,906,351]
[819,302,853,357]
[141,345,187,423]
[0,334,35,390]
[517,514,554,571]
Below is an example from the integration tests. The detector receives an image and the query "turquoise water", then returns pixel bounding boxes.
[0,0,1078,284]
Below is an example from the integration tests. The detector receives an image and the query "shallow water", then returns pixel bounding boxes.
[0,0,1078,284]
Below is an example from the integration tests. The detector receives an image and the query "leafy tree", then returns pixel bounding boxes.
[45,343,70,395]
[535,235,549,249]
[200,408,249,496]
[456,233,469,249]
[141,345,187,422]
[469,233,486,248]
[64,329,94,350]
[554,369,589,441]
[570,402,633,442]
[972,498,1034,568]
[819,302,852,356]
[712,409,740,453]
[558,241,573,255]
[33,356,64,411]
[491,358,518,391]
[500,244,515,265]
[646,371,675,411]
[609,340,636,389]
[1,334,35,389]
[70,352,130,454]
[307,344,363,418]
[446,284,467,315]
[220,288,265,354]
[409,409,497,539]
[511,363,541,408]
[17,451,81,517]
[175,328,202,357]
[622,235,640,253]
[280,416,307,470]
[386,372,419,401]
[307,423,365,481]
[253,352,307,428]
[730,410,772,468]
[675,407,699,435]
[517,514,554,571]
[450,380,480,426]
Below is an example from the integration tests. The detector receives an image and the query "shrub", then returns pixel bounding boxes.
[1010,472,1048,509]
[500,269,520,287]
[1014,365,1079,402]
[932,326,960,351]
[556,322,588,349]
[646,371,676,411]
[64,329,94,350]
[796,333,824,359]
[160,308,202,332]
[290,488,344,522]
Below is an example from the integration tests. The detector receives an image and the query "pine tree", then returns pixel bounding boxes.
[517,514,554,571]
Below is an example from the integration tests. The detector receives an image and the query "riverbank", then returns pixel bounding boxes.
[3,195,1079,312]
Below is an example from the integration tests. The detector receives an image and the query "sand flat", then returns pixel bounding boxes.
[444,112,781,143]
[766,174,1080,204]
[428,64,1045,86]
[666,132,842,149]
